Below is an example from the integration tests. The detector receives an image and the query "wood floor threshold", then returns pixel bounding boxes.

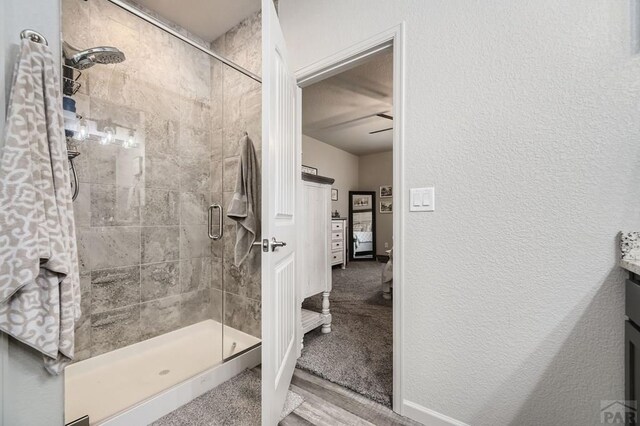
[279,368,420,426]
[279,411,315,426]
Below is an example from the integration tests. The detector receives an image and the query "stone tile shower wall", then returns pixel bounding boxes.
[62,0,261,360]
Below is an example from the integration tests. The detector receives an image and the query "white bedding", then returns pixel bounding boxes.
[383,249,393,283]
[354,231,373,244]
[353,231,373,254]
[382,248,393,299]
[354,241,373,254]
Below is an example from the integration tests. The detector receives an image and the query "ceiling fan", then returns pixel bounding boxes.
[369,113,393,134]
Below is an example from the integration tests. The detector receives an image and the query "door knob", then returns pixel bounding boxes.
[270,237,287,251]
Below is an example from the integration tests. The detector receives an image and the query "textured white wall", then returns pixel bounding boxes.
[280,1,640,424]
[1,1,64,425]
[302,134,360,217]
[359,150,393,256]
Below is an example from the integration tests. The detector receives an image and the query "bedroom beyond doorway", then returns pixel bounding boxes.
[297,47,396,407]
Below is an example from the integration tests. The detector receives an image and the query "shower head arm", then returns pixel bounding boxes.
[62,40,83,58]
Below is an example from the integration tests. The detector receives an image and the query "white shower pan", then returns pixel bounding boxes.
[65,320,261,425]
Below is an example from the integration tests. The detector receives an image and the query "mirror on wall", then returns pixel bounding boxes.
[349,191,376,261]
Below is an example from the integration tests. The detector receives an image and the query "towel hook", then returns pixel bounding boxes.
[20,29,48,46]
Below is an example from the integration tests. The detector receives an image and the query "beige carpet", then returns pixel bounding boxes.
[153,369,303,425]
[297,261,393,407]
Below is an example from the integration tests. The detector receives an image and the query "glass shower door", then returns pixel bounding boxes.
[62,0,226,421]
[62,0,265,421]
[214,23,263,360]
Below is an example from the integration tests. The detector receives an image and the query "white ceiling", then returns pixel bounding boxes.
[131,0,261,42]
[302,49,393,156]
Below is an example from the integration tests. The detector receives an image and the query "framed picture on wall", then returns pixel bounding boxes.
[331,188,338,201]
[352,194,373,211]
[380,185,392,198]
[380,200,392,214]
[302,165,318,175]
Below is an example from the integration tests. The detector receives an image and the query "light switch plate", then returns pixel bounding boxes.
[410,187,435,212]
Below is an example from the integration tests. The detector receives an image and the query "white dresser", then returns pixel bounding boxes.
[300,174,334,337]
[331,219,347,269]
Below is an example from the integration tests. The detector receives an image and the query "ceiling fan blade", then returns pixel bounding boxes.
[307,110,393,131]
[376,113,393,121]
[369,127,393,135]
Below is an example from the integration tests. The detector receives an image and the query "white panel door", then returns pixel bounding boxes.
[261,0,301,425]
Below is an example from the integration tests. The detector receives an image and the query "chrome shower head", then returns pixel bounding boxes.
[63,41,125,70]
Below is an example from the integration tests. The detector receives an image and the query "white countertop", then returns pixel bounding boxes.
[620,259,640,275]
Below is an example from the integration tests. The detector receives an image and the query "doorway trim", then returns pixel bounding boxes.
[295,23,406,414]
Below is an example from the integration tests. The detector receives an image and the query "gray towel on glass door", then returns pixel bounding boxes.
[227,134,260,266]
[0,39,81,375]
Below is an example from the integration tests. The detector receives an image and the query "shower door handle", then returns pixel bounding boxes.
[208,204,223,240]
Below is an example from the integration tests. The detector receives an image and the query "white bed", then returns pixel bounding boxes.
[382,248,393,299]
[353,231,373,256]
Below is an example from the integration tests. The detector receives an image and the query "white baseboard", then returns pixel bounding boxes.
[403,400,469,426]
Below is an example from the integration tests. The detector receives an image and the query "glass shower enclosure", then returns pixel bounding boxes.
[61,0,262,423]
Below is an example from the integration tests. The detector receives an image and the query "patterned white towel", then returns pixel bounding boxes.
[0,39,80,374]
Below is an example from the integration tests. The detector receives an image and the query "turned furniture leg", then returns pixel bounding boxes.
[321,291,332,333]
